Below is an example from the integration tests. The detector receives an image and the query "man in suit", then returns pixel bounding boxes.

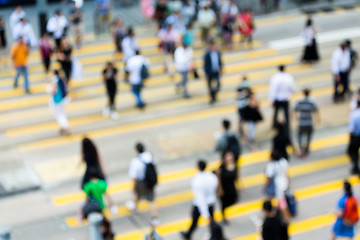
[204,39,223,104]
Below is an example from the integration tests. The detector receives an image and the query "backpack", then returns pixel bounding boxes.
[139,156,158,189]
[141,64,149,81]
[82,190,101,219]
[343,196,359,225]
[224,135,241,160]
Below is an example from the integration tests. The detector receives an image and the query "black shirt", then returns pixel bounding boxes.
[103,68,118,82]
[70,8,82,24]
[262,213,282,240]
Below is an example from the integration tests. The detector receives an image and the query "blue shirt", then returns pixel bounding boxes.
[95,0,110,14]
[333,195,355,237]
[349,108,360,136]
[210,51,219,72]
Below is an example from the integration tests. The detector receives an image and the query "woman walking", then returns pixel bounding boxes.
[237,9,254,48]
[81,137,106,189]
[102,62,119,120]
[301,19,319,63]
[57,37,73,83]
[216,151,238,225]
[39,32,53,80]
[48,70,70,136]
[111,18,125,54]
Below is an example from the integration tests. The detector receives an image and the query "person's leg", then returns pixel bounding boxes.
[132,84,144,107]
[348,137,360,173]
[334,77,339,102]
[181,71,189,98]
[283,101,290,132]
[14,67,21,88]
[298,127,303,154]
[273,100,279,127]
[214,72,221,101]
[341,71,350,97]
[305,127,313,154]
[54,101,69,130]
[23,66,29,92]
[109,81,116,111]
[207,76,215,103]
[247,121,256,142]
[187,206,201,237]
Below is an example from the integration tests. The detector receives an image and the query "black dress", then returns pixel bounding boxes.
[103,68,118,110]
[241,105,263,122]
[60,47,73,82]
[219,164,238,211]
[0,24,6,48]
[302,38,319,62]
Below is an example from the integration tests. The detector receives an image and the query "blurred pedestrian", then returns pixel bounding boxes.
[13,18,37,47]
[153,0,169,29]
[174,42,193,98]
[347,100,360,175]
[272,122,293,161]
[346,39,359,69]
[180,160,218,240]
[127,143,160,226]
[69,0,83,49]
[163,8,185,33]
[331,181,359,240]
[122,27,138,63]
[111,18,125,53]
[183,23,195,47]
[158,23,181,76]
[293,88,320,157]
[237,9,254,48]
[125,50,149,108]
[9,5,26,37]
[220,0,237,49]
[350,88,360,111]
[81,137,106,188]
[47,70,70,135]
[301,19,319,64]
[215,151,238,225]
[198,2,216,43]
[215,119,241,164]
[95,0,112,35]
[182,0,196,27]
[204,39,223,104]
[261,200,288,240]
[0,16,8,63]
[102,62,119,120]
[11,36,30,93]
[47,10,68,49]
[207,221,226,240]
[101,218,115,240]
[141,0,155,19]
[332,41,351,102]
[56,37,73,83]
[269,65,296,131]
[39,32,53,81]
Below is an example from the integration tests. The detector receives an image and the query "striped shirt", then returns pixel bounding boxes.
[294,97,318,127]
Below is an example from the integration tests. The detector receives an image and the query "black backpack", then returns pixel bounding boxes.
[225,135,241,159]
[139,157,158,189]
[141,64,149,81]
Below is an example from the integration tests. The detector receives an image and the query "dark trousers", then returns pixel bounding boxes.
[334,71,350,101]
[105,80,117,110]
[61,61,72,83]
[348,136,360,172]
[186,205,214,237]
[273,100,290,130]
[55,38,62,49]
[207,72,220,103]
[298,126,313,153]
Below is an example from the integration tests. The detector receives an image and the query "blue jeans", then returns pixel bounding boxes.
[178,71,189,97]
[14,66,29,91]
[131,84,144,107]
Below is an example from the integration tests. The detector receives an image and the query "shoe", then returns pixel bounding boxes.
[183,95,191,99]
[125,200,137,213]
[150,217,160,226]
[25,89,31,94]
[111,111,119,120]
[13,82,18,89]
[102,107,110,118]
[180,231,190,240]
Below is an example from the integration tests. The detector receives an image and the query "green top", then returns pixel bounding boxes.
[83,179,107,210]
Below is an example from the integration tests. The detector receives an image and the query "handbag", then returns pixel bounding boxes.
[264,178,275,197]
[83,197,101,218]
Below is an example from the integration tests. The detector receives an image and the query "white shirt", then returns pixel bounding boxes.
[122,36,138,62]
[349,108,360,137]
[197,9,216,27]
[128,152,154,181]
[269,71,296,102]
[174,46,193,72]
[13,22,37,47]
[191,171,218,218]
[265,158,289,200]
[9,10,26,35]
[126,55,149,85]
[47,15,68,39]
[303,26,315,46]
[332,47,351,75]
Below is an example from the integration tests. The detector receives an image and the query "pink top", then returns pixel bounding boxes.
[238,13,254,35]
[39,38,52,58]
[158,28,181,43]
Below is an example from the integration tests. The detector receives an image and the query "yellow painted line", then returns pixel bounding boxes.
[113,176,360,240]
[65,154,350,228]
[53,132,347,206]
[334,8,346,14]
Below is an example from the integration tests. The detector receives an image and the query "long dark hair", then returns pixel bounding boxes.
[306,18,312,27]
[82,137,100,166]
[344,181,353,197]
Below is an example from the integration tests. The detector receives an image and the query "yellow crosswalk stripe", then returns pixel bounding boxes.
[53,133,348,206]
[64,154,350,228]
[113,176,359,240]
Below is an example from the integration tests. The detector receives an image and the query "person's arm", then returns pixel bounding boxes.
[332,51,340,82]
[215,169,224,197]
[268,77,276,104]
[219,52,223,74]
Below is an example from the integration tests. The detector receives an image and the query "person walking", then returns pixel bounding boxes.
[204,39,223,104]
[332,41,351,102]
[125,50,149,108]
[198,2,216,43]
[127,143,160,226]
[111,18,125,54]
[48,70,70,135]
[11,36,30,93]
[13,18,37,47]
[153,0,168,29]
[39,32,53,81]
[69,0,83,49]
[81,137,106,188]
[56,37,73,83]
[180,160,218,240]
[47,10,68,49]
[347,100,360,175]
[237,8,254,48]
[174,42,193,98]
[293,88,320,157]
[9,5,26,37]
[261,200,288,240]
[301,19,319,63]
[346,39,359,70]
[0,16,8,63]
[331,181,359,240]
[215,119,241,164]
[95,0,112,35]
[102,62,119,120]
[269,65,296,131]
[272,122,293,161]
[215,151,238,225]
[122,27,138,63]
